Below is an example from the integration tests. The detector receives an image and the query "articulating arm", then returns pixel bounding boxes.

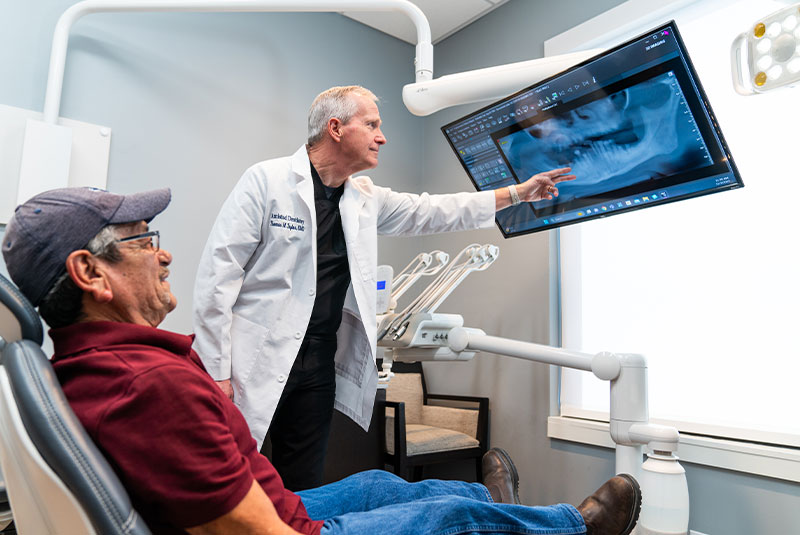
[448,327,680,461]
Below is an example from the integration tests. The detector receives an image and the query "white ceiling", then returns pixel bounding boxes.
[342,0,510,45]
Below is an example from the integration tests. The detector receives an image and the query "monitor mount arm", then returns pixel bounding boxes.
[43,0,434,125]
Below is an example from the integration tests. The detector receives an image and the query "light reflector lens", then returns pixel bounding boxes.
[767,64,783,79]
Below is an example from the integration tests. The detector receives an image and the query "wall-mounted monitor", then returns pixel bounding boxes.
[441,21,743,238]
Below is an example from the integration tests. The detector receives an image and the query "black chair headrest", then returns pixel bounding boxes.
[4,340,152,535]
[0,273,43,346]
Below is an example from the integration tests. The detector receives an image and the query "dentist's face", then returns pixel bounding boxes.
[339,95,387,173]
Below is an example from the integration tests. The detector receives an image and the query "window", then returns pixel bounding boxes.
[554,0,800,461]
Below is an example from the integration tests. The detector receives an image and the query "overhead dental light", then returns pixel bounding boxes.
[731,2,800,95]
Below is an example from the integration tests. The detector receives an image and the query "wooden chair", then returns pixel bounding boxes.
[381,361,489,482]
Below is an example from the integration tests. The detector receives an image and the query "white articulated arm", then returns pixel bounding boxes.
[390,251,448,307]
[43,0,432,123]
[44,1,608,122]
[448,327,595,371]
[447,328,681,471]
[384,245,497,341]
[402,48,602,116]
[392,298,688,533]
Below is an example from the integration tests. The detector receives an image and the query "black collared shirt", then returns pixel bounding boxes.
[305,163,351,340]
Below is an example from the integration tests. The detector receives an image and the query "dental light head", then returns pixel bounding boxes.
[731,3,800,95]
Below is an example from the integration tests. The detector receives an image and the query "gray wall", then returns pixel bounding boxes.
[409,2,800,535]
[0,0,423,333]
[2,1,798,534]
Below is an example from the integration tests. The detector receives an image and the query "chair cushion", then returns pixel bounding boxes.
[385,373,424,424]
[421,405,478,438]
[385,422,480,456]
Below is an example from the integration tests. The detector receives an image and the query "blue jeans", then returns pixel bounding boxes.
[297,470,586,535]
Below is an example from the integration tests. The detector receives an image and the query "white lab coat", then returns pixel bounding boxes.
[192,145,495,447]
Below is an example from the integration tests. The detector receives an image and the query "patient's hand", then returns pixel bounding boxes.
[216,379,234,401]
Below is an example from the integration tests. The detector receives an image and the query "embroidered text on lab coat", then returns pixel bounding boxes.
[270,212,306,232]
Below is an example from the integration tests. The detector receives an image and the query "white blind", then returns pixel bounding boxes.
[559,0,800,447]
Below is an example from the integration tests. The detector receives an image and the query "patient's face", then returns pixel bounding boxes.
[103,221,176,327]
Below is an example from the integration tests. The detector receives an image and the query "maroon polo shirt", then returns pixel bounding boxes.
[50,321,323,535]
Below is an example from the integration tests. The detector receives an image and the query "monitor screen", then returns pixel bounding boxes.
[441,21,743,238]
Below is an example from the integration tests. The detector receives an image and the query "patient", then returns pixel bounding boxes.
[2,186,641,535]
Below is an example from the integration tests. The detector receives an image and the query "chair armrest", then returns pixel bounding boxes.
[382,400,407,457]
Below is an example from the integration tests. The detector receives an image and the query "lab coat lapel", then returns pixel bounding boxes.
[290,145,316,236]
[339,177,367,239]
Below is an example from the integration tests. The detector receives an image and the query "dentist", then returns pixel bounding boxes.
[192,85,575,490]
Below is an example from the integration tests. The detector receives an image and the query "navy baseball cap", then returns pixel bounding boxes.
[2,187,171,307]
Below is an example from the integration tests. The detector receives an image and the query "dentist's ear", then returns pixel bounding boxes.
[327,117,344,142]
[65,250,113,303]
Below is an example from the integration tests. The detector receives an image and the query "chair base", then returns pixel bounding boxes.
[385,446,486,482]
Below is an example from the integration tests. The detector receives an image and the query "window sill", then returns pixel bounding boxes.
[547,415,800,483]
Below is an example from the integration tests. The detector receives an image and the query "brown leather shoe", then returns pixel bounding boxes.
[482,448,520,504]
[577,473,641,535]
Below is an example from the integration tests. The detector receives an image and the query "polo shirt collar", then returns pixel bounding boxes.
[50,321,195,360]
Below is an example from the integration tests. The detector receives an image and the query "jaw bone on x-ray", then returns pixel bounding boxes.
[497,72,710,216]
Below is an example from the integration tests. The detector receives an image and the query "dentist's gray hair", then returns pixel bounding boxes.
[307,86,378,145]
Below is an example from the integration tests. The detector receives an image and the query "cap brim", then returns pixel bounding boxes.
[110,188,172,225]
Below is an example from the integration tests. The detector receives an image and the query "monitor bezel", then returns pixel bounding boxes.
[440,21,744,239]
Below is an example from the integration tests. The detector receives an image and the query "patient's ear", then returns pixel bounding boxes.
[64,250,113,303]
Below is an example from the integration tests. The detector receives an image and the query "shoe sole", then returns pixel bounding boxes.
[617,473,642,535]
[490,448,521,505]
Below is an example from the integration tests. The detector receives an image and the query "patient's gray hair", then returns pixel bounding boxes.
[38,225,124,329]
[307,86,379,145]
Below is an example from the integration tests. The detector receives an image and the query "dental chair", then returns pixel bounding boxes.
[0,273,151,534]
